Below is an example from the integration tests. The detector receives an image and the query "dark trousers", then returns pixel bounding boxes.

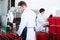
[21,27,27,40]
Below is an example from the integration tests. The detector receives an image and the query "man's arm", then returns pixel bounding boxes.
[17,14,27,36]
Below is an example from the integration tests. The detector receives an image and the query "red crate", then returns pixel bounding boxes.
[36,32,48,40]
[6,33,22,40]
[55,17,60,34]
[36,32,42,40]
[48,17,56,25]
[55,17,60,25]
[55,34,60,40]
[49,26,56,33]
[0,34,9,40]
[56,28,60,34]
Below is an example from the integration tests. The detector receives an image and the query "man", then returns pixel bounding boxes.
[17,1,36,40]
[36,8,49,32]
[8,11,14,24]
[7,9,14,30]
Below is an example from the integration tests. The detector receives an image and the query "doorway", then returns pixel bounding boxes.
[11,0,15,7]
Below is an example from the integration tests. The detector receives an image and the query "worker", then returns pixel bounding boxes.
[36,8,49,32]
[7,9,14,30]
[17,1,36,40]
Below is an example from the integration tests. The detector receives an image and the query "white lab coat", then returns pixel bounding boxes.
[17,8,36,40]
[36,13,49,32]
[8,12,14,23]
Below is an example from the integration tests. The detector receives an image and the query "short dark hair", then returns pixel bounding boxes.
[39,8,45,13]
[18,1,27,6]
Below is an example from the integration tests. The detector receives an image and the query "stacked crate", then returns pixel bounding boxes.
[48,17,60,40]
[36,32,48,40]
[0,33,22,40]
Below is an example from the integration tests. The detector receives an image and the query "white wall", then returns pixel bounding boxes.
[1,0,8,15]
[15,0,60,16]
[0,0,8,26]
[55,9,60,17]
[0,1,1,15]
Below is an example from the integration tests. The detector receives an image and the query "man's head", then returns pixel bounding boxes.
[39,8,45,14]
[18,1,27,11]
